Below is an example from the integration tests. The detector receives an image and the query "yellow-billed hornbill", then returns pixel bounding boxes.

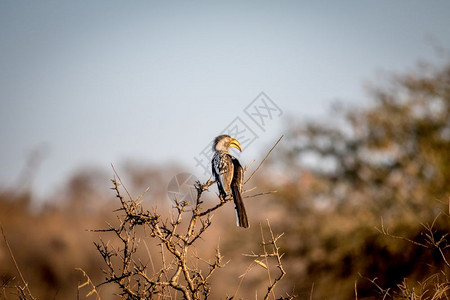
[211,135,249,228]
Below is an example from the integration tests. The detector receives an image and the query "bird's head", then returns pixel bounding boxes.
[213,135,242,153]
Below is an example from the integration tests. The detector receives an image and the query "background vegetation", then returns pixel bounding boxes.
[1,58,450,299]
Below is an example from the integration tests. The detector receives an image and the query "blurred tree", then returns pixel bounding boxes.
[271,59,450,299]
[2,58,449,299]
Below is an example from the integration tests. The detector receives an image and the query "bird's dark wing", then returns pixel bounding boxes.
[231,156,249,228]
[212,153,234,198]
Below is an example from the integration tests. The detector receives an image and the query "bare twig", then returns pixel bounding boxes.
[263,219,287,300]
[234,261,257,298]
[111,163,133,200]
[1,224,35,300]
[376,217,428,248]
[245,135,284,184]
[358,274,391,299]
[244,190,277,199]
[373,211,450,299]
[239,220,292,300]
[76,268,101,300]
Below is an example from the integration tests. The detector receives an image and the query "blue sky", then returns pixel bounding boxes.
[1,1,450,199]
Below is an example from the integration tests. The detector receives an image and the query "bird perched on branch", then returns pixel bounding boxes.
[211,135,249,228]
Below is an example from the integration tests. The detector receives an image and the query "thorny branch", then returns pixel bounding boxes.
[360,209,450,299]
[377,214,450,268]
[241,220,292,300]
[83,136,291,299]
[76,268,101,300]
[91,175,213,300]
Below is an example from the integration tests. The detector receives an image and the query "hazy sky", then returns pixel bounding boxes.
[1,1,450,199]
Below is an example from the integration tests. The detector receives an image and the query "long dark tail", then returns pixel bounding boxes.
[231,183,249,228]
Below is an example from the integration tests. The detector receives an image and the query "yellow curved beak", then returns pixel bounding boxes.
[230,138,242,152]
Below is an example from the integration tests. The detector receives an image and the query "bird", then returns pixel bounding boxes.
[211,135,249,228]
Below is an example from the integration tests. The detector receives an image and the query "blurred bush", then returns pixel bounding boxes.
[0,179,108,299]
[263,59,450,299]
[1,59,450,299]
